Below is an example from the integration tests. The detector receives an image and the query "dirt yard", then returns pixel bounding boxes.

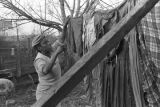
[0,80,92,107]
[0,83,36,107]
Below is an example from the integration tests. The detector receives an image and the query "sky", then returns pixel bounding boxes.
[0,0,124,35]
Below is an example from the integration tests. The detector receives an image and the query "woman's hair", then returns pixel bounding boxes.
[32,43,41,60]
[34,44,41,53]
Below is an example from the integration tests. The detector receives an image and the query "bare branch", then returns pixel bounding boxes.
[80,0,88,8]
[14,0,34,17]
[51,1,63,23]
[99,2,108,10]
[1,20,32,31]
[81,0,98,15]
[29,6,43,19]
[80,0,89,15]
[0,18,29,21]
[100,0,114,8]
[112,1,124,7]
[48,9,62,23]
[72,0,76,17]
[64,0,72,15]
[43,27,51,33]
[86,0,97,13]
[75,0,80,17]
[3,10,13,16]
[48,9,58,20]
[0,0,63,31]
[38,1,44,19]
[59,0,66,23]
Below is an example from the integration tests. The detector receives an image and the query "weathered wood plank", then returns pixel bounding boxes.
[33,0,159,107]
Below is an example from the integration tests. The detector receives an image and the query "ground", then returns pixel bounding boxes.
[0,83,36,107]
[0,81,92,107]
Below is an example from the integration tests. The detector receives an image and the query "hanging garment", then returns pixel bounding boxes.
[82,1,138,107]
[139,1,160,68]
[129,28,145,107]
[81,12,99,106]
[137,1,160,107]
[63,17,83,73]
[138,30,160,107]
[70,17,83,56]
[101,39,133,107]
[82,13,97,51]
[65,17,83,57]
[138,24,160,107]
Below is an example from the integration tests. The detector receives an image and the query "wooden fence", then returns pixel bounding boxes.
[0,36,35,78]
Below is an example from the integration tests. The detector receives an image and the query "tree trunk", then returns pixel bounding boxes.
[59,0,66,24]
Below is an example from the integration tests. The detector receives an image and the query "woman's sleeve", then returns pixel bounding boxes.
[34,58,47,75]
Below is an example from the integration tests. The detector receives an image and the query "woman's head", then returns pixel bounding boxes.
[32,35,52,54]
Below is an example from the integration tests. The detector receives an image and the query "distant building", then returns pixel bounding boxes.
[0,19,14,36]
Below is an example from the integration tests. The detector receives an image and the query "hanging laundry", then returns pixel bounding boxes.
[82,13,96,50]
[63,17,83,73]
[101,39,134,107]
[138,29,160,107]
[65,17,83,57]
[139,1,160,69]
[129,28,145,107]
[137,1,160,107]
[62,0,160,107]
[70,17,83,56]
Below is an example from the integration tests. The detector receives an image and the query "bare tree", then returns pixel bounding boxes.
[0,0,102,32]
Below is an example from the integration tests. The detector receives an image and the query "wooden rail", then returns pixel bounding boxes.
[0,68,16,77]
[33,0,160,107]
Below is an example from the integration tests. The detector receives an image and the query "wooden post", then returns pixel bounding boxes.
[33,0,160,106]
[16,22,21,77]
[0,56,3,69]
